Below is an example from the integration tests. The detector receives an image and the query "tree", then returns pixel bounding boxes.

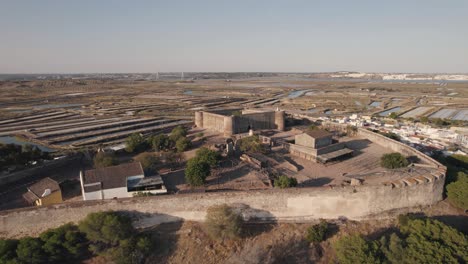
[169,126,187,142]
[380,153,409,169]
[93,152,118,168]
[387,218,468,263]
[274,175,298,188]
[163,151,184,169]
[195,147,220,167]
[389,112,399,119]
[107,235,153,264]
[151,134,171,152]
[134,152,160,174]
[125,133,146,153]
[306,220,329,243]
[204,204,243,240]
[420,116,429,124]
[238,135,266,154]
[78,211,133,253]
[175,137,191,153]
[16,237,46,264]
[185,158,210,186]
[333,234,381,264]
[446,172,468,210]
[0,239,18,263]
[39,223,87,262]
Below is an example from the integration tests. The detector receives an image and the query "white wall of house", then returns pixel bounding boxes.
[83,190,102,201]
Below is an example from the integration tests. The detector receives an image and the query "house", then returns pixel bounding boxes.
[79,162,167,201]
[23,177,62,206]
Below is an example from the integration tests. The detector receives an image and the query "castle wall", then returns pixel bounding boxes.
[0,176,444,238]
[200,112,226,133]
[0,127,446,239]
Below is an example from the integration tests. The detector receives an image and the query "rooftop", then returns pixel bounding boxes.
[28,177,60,198]
[83,162,144,190]
[303,129,332,139]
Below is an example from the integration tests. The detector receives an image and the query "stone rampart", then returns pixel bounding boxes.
[0,127,446,238]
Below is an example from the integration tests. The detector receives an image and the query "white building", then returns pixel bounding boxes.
[80,162,167,201]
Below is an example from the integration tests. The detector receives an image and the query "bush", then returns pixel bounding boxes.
[134,152,160,174]
[175,137,191,153]
[0,239,18,263]
[205,204,243,240]
[125,133,146,153]
[169,126,187,142]
[380,152,409,169]
[195,147,220,167]
[151,134,172,152]
[334,234,381,264]
[274,175,298,188]
[334,217,468,264]
[16,237,46,264]
[78,211,133,252]
[196,132,204,138]
[39,223,87,262]
[162,151,184,169]
[185,158,210,186]
[446,172,468,210]
[238,135,266,154]
[107,235,153,264]
[306,220,328,243]
[93,152,118,168]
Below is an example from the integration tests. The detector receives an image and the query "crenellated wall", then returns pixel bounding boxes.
[0,127,446,239]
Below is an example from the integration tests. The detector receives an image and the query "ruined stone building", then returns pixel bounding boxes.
[195,109,285,136]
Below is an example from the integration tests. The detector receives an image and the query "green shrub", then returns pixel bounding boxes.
[0,239,18,263]
[132,191,155,197]
[78,211,133,252]
[175,137,191,153]
[333,234,381,264]
[380,153,409,169]
[205,204,243,240]
[306,220,329,243]
[446,172,468,210]
[238,135,266,154]
[134,152,160,174]
[107,235,153,264]
[151,134,172,152]
[16,237,46,264]
[125,133,146,153]
[335,217,468,264]
[195,147,220,167]
[169,126,187,142]
[185,158,210,186]
[446,154,468,170]
[93,152,118,168]
[196,132,204,138]
[39,223,87,262]
[274,175,298,188]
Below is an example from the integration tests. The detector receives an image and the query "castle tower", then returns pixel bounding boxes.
[274,110,285,131]
[223,115,234,136]
[195,111,203,128]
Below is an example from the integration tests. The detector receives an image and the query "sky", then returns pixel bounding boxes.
[1,0,467,73]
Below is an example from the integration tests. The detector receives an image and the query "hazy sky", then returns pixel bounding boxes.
[1,0,467,73]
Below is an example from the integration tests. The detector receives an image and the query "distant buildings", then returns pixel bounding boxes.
[23,177,62,206]
[79,162,167,201]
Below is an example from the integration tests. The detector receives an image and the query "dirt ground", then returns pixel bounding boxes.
[135,200,466,264]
